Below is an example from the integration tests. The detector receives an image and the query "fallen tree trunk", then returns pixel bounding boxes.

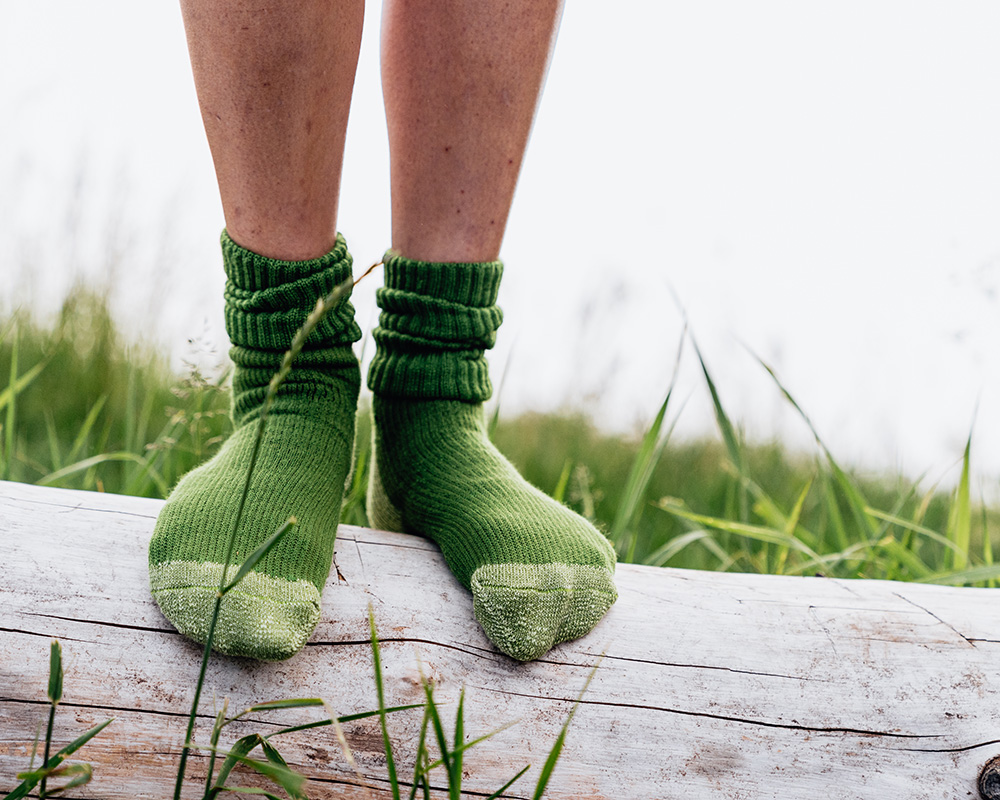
[1,479,999,799]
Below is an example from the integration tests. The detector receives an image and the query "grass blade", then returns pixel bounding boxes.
[259,739,305,800]
[369,608,401,800]
[450,687,465,800]
[9,719,113,800]
[945,434,972,571]
[210,788,285,799]
[407,706,433,800]
[212,734,263,791]
[657,498,822,561]
[47,640,63,705]
[37,451,165,493]
[67,396,108,464]
[917,563,1000,586]
[532,661,601,800]
[484,765,531,800]
[755,356,878,543]
[222,519,297,594]
[610,331,684,561]
[205,698,230,796]
[31,763,93,795]
[265,703,423,739]
[320,699,377,800]
[41,640,63,797]
[642,529,715,567]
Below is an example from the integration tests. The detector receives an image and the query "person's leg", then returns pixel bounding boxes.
[149,0,364,660]
[369,0,617,662]
[381,0,560,262]
[180,0,363,260]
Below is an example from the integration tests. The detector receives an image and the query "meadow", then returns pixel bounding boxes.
[3,286,998,586]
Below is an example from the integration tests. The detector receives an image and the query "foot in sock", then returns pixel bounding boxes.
[148,233,361,660]
[367,254,617,661]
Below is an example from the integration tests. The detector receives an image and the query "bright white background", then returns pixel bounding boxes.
[3,1,1000,495]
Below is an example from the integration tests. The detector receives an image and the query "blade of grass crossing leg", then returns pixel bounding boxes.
[222,518,297,594]
[369,608,401,800]
[945,435,972,571]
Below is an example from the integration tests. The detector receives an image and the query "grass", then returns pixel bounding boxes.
[2,287,998,584]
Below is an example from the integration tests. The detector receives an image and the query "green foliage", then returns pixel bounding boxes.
[4,640,114,799]
[0,287,230,496]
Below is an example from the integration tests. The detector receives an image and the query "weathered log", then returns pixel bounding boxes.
[2,479,999,799]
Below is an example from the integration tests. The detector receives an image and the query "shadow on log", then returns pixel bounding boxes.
[2,480,1000,798]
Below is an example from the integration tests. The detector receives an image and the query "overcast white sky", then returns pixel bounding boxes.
[3,1,1000,494]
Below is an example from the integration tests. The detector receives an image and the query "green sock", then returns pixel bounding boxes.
[149,232,361,660]
[367,253,617,661]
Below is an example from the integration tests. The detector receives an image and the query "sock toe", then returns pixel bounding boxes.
[150,561,321,661]
[471,563,618,661]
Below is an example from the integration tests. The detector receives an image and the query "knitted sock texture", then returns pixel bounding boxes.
[367,253,617,661]
[149,232,360,660]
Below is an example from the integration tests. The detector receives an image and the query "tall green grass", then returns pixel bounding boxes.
[2,289,997,584]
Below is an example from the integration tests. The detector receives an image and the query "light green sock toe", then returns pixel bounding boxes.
[149,233,360,660]
[471,563,619,662]
[367,254,618,661]
[149,561,321,660]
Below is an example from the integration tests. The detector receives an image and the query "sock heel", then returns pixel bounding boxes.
[366,420,405,533]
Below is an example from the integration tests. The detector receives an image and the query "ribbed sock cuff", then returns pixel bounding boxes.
[367,252,504,402]
[221,231,362,426]
[222,231,362,351]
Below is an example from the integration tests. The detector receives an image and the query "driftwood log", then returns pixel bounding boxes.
[2,479,1000,799]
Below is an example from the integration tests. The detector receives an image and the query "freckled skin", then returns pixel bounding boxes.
[179,0,363,261]
[382,0,563,261]
[179,0,564,263]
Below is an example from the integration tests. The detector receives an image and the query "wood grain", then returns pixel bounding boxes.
[2,479,999,799]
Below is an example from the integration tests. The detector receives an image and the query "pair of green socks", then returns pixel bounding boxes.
[148,234,617,661]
